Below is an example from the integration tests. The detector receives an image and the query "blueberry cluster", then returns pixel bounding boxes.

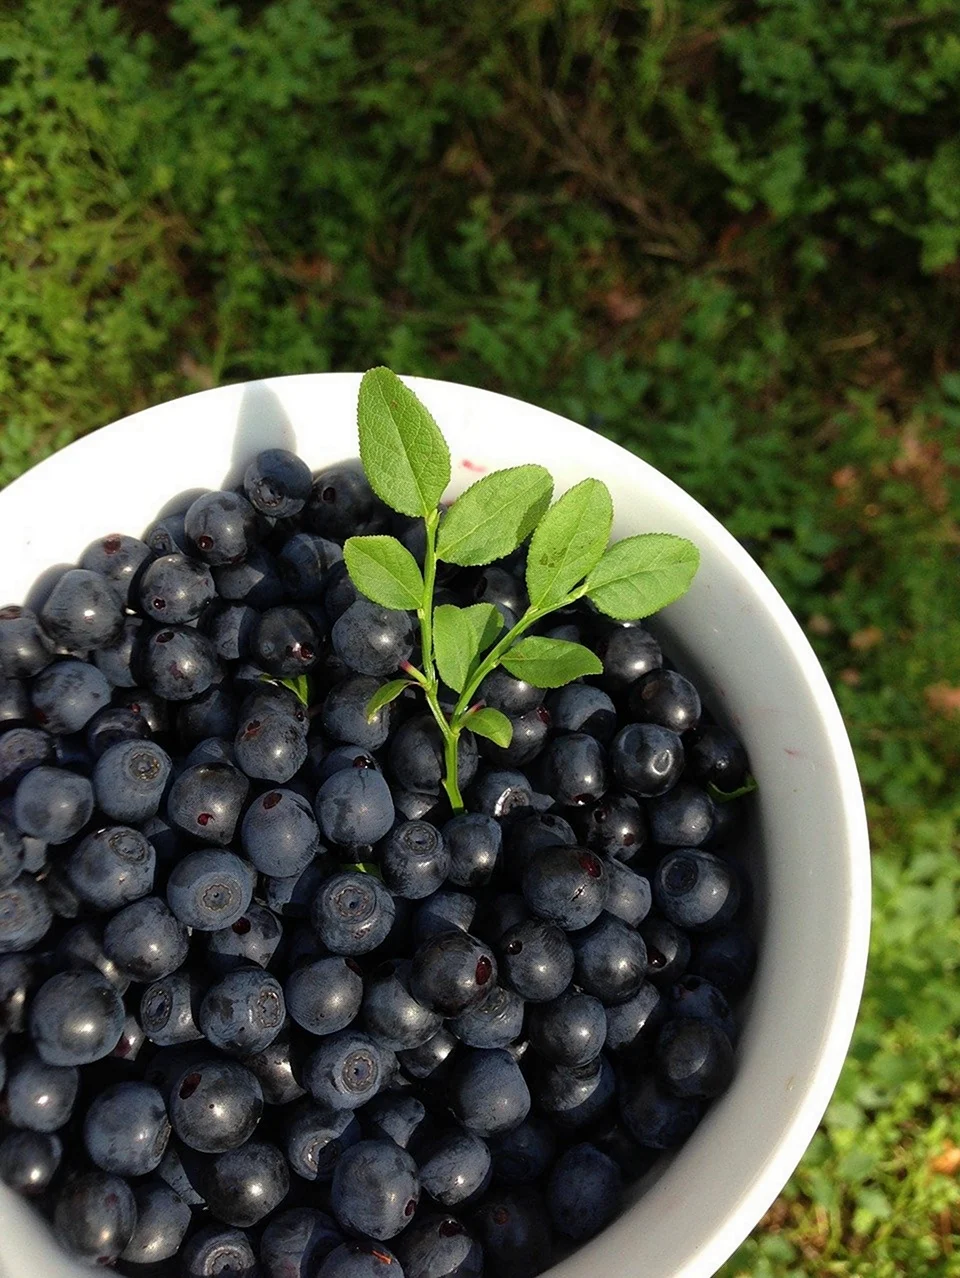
[0,449,755,1277]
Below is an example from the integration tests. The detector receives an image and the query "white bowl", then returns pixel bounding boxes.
[0,374,870,1278]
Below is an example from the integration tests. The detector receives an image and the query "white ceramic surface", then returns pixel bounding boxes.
[0,374,870,1278]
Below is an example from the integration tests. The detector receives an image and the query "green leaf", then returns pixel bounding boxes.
[526,478,613,609]
[500,636,602,687]
[436,465,553,567]
[358,367,451,518]
[585,534,700,620]
[344,535,424,611]
[434,603,502,693]
[707,775,758,803]
[339,862,384,880]
[466,707,513,747]
[259,673,310,706]
[365,679,413,722]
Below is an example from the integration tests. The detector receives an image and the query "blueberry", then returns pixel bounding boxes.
[5,1051,78,1131]
[629,668,701,733]
[103,896,189,981]
[389,715,477,796]
[94,616,144,688]
[66,823,155,910]
[0,727,53,790]
[199,967,285,1056]
[261,1208,345,1278]
[286,1099,362,1181]
[330,1138,420,1239]
[121,1181,192,1265]
[319,1242,403,1278]
[304,1030,390,1110]
[233,709,309,783]
[322,560,362,622]
[85,705,151,757]
[112,1012,148,1063]
[476,668,543,716]
[279,531,344,599]
[657,1017,735,1098]
[487,1118,557,1186]
[498,919,573,1003]
[171,1058,264,1152]
[397,1026,458,1085]
[0,1129,62,1196]
[449,983,524,1049]
[591,1119,658,1180]
[253,605,322,677]
[214,546,286,607]
[410,930,496,1017]
[185,490,258,565]
[53,1170,137,1263]
[83,1080,170,1174]
[202,601,258,661]
[528,990,607,1066]
[570,914,647,1005]
[240,787,321,877]
[80,533,153,606]
[332,600,413,678]
[412,890,476,943]
[649,785,714,849]
[286,956,363,1036]
[316,744,377,785]
[30,968,124,1065]
[202,1139,291,1228]
[653,848,740,930]
[140,970,204,1046]
[361,959,442,1050]
[441,813,501,888]
[145,512,187,556]
[54,919,129,990]
[0,816,24,888]
[0,952,46,1034]
[609,722,684,798]
[539,733,607,807]
[603,982,665,1059]
[181,1224,259,1277]
[207,904,284,974]
[521,845,607,931]
[469,767,532,820]
[168,762,249,847]
[473,1190,552,1278]
[244,448,312,517]
[167,848,254,931]
[685,723,749,791]
[450,1047,530,1136]
[688,925,756,995]
[639,915,692,987]
[311,871,397,955]
[505,812,576,882]
[361,1092,427,1148]
[419,1129,491,1207]
[114,687,171,735]
[601,862,652,930]
[157,1141,207,1207]
[307,463,376,540]
[618,1074,703,1148]
[473,892,528,945]
[143,624,221,701]
[323,674,395,750]
[0,875,52,952]
[395,1213,482,1278]
[94,738,172,822]
[535,1054,616,1132]
[0,605,54,677]
[381,820,450,899]
[244,1026,308,1106]
[40,568,125,651]
[13,765,93,845]
[184,736,237,768]
[140,552,216,623]
[545,683,617,743]
[546,1142,621,1240]
[577,792,648,864]
[0,675,29,726]
[593,624,662,693]
[479,706,551,768]
[264,860,330,919]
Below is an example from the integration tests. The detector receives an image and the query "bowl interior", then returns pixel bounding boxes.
[0,374,869,1278]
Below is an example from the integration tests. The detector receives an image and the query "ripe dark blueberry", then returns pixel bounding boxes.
[286,1099,362,1181]
[570,913,647,1005]
[201,600,257,662]
[473,1191,552,1278]
[396,1213,483,1278]
[0,952,46,1034]
[185,489,258,565]
[610,722,685,798]
[477,668,544,716]
[498,918,573,1003]
[83,1080,171,1175]
[29,968,124,1065]
[156,1141,207,1207]
[167,848,254,931]
[80,533,153,606]
[315,744,377,784]
[685,723,749,791]
[521,844,607,931]
[261,1208,345,1277]
[181,1225,258,1278]
[593,624,662,693]
[31,659,112,735]
[528,990,607,1066]
[112,1012,147,1062]
[234,709,309,783]
[473,565,528,618]
[144,512,187,556]
[689,925,757,995]
[168,761,250,847]
[603,859,653,927]
[94,616,144,688]
[120,1181,192,1265]
[654,848,740,930]
[604,982,666,1059]
[54,919,129,990]
[263,860,330,919]
[539,732,607,807]
[214,546,286,607]
[140,971,204,1046]
[441,813,502,888]
[505,812,576,882]
[304,1030,390,1110]
[199,967,285,1056]
[319,1243,402,1278]
[244,1025,308,1106]
[479,706,551,768]
[330,1138,420,1239]
[278,531,344,599]
[639,915,692,987]
[469,767,533,820]
[286,956,363,1036]
[656,1017,735,1098]
[410,930,497,1017]
[397,1025,458,1086]
[245,447,313,517]
[361,1092,427,1149]
[381,820,450,899]
[450,982,525,1049]
[0,816,24,888]
[619,1074,703,1148]
[577,792,648,863]
[487,1118,557,1186]
[241,787,321,878]
[66,824,155,911]
[53,1170,137,1263]
[170,1058,264,1152]
[0,727,53,790]
[0,605,54,677]
[474,892,528,945]
[0,875,52,952]
[450,1047,530,1136]
[142,624,221,701]
[412,890,476,943]
[86,705,151,758]
[40,567,125,651]
[323,674,395,750]
[0,674,29,726]
[332,600,414,678]
[629,668,702,734]
[547,1142,621,1240]
[307,462,376,539]
[312,871,397,955]
[254,605,323,676]
[592,1120,659,1181]
[201,1139,290,1227]
[94,738,172,822]
[389,714,478,796]
[5,1051,78,1131]
[114,686,170,735]
[0,1129,62,1196]
[104,896,189,981]
[535,1054,616,1132]
[362,959,442,1050]
[139,552,215,623]
[322,560,362,622]
[206,903,283,974]
[669,974,738,1041]
[546,683,617,743]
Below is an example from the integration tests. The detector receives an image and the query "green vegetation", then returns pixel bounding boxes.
[2,0,960,1271]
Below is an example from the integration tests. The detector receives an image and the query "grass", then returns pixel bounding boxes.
[2,1,960,1271]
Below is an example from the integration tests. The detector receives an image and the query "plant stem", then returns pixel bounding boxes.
[419,508,441,685]
[441,724,464,812]
[451,603,551,722]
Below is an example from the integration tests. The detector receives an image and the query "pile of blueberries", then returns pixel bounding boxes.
[0,448,755,1278]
